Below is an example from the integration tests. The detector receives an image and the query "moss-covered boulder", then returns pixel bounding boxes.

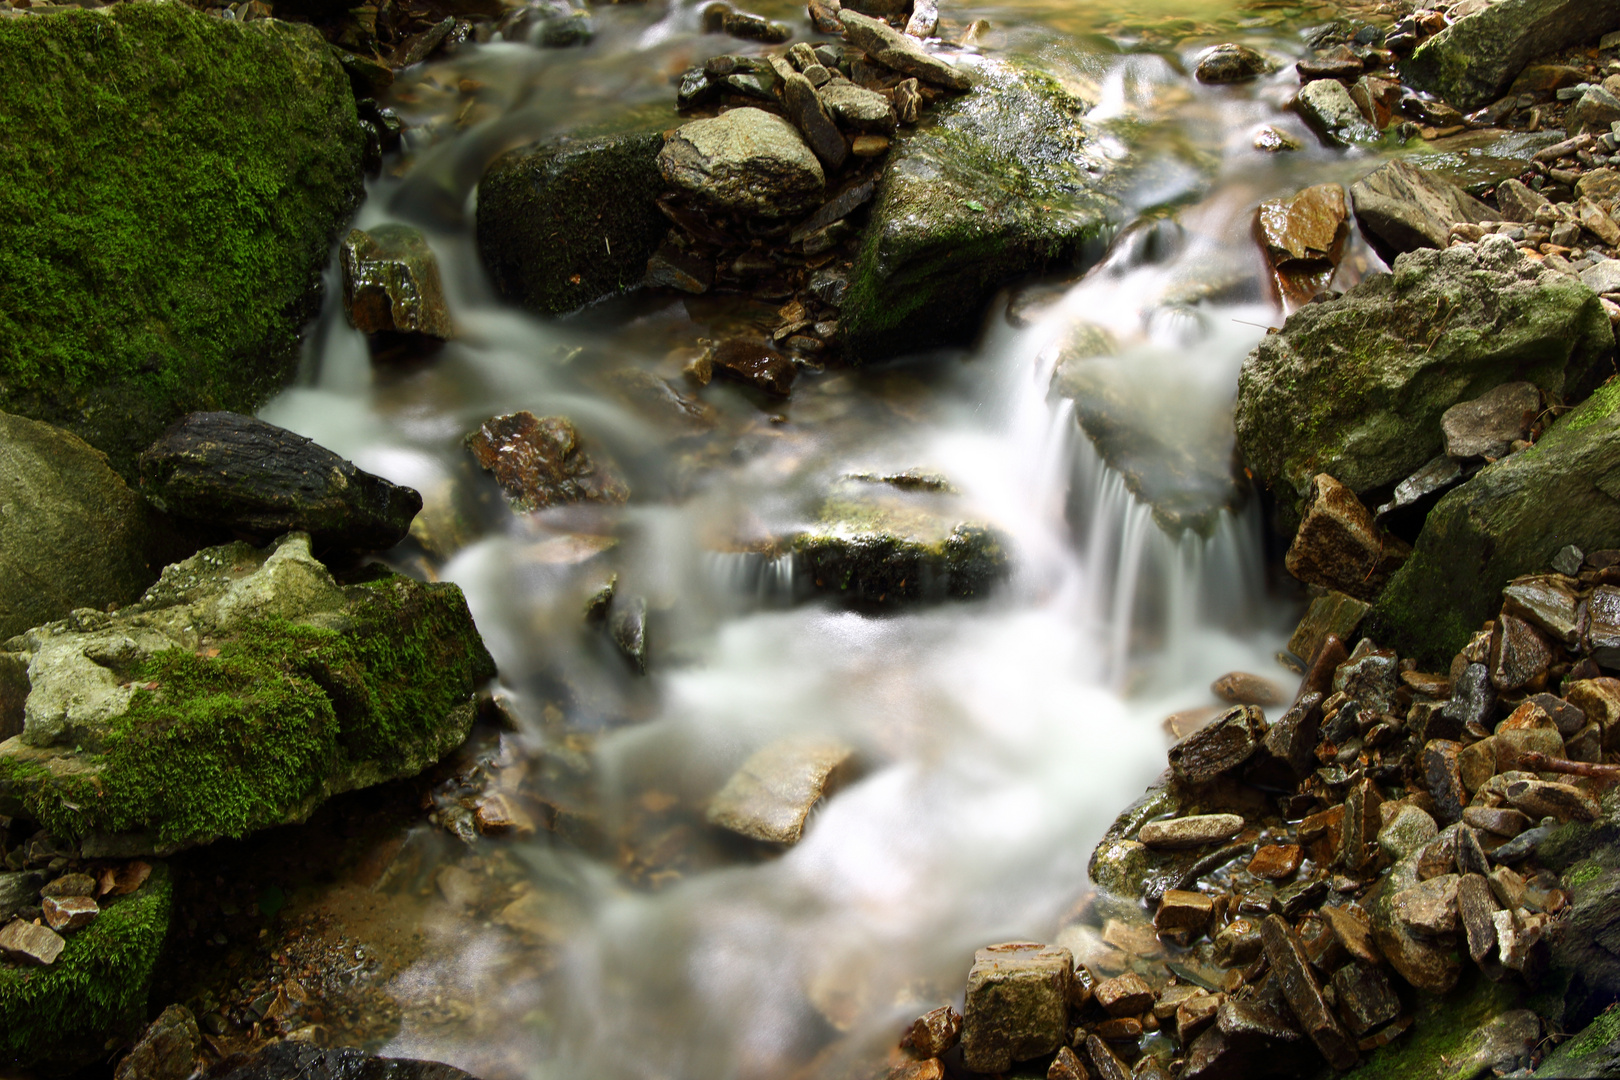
[1234,239,1613,533]
[0,533,495,854]
[0,411,160,642]
[476,123,672,316]
[0,2,366,477]
[841,58,1120,362]
[0,862,172,1073]
[1401,0,1620,113]
[1368,381,1620,667]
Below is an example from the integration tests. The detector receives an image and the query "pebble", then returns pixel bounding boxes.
[851,134,891,156]
[1094,971,1155,1016]
[905,1004,961,1056]
[1138,813,1245,849]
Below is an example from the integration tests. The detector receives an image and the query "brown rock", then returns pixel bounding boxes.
[1390,874,1461,935]
[1288,597,1365,670]
[706,736,855,843]
[114,1004,200,1080]
[1457,873,1500,964]
[1261,915,1358,1069]
[1248,844,1303,880]
[1495,702,1564,771]
[1495,178,1549,223]
[1139,813,1245,849]
[1463,806,1530,837]
[960,942,1074,1072]
[1167,706,1267,784]
[41,872,97,899]
[1256,184,1350,307]
[1284,474,1411,601]
[1095,971,1155,1017]
[1048,1045,1089,1080]
[1212,671,1286,706]
[1564,678,1620,751]
[1156,890,1214,938]
[340,224,453,339]
[1458,737,1498,793]
[1322,905,1381,966]
[1503,778,1599,821]
[1488,866,1527,910]
[42,894,99,932]
[905,1004,962,1057]
[1340,777,1383,872]
[1580,197,1620,247]
[1328,961,1400,1036]
[1373,915,1460,994]
[1247,693,1322,788]
[1176,992,1221,1042]
[710,338,797,397]
[0,918,64,965]
[837,11,970,91]
[1083,1034,1132,1080]
[1093,1017,1143,1040]
[467,412,630,512]
[1489,614,1552,694]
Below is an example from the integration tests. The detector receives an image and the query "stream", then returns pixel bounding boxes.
[243,0,1555,1074]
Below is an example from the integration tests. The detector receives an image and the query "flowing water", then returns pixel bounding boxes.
[248,1,1550,1074]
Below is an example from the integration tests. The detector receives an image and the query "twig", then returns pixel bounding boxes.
[1520,751,1620,780]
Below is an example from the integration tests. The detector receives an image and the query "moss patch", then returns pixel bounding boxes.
[1343,970,1522,1080]
[0,574,494,849]
[0,863,173,1072]
[0,2,364,475]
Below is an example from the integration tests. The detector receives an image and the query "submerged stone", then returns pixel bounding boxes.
[0,534,495,853]
[705,736,854,844]
[466,411,630,513]
[212,1041,477,1080]
[0,3,366,476]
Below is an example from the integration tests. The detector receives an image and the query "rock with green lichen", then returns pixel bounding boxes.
[786,475,1010,606]
[1368,382,1620,667]
[840,57,1121,363]
[0,862,172,1073]
[1235,239,1613,535]
[1338,971,1523,1080]
[0,533,495,855]
[1536,1004,1620,1077]
[0,2,366,477]
[476,120,673,316]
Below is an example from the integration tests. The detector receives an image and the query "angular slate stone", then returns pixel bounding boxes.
[1168,706,1267,784]
[960,942,1074,1072]
[1261,914,1358,1069]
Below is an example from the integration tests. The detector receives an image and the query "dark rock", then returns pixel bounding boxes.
[477,126,670,315]
[1423,740,1469,825]
[1537,1009,1620,1077]
[783,72,848,169]
[339,224,452,339]
[1401,0,1620,111]
[113,1003,199,1080]
[1286,475,1410,601]
[1246,692,1323,788]
[1441,381,1540,460]
[1047,1045,1087,1080]
[0,873,39,924]
[1564,678,1620,749]
[1237,239,1613,535]
[1261,914,1358,1069]
[837,11,969,91]
[1458,872,1500,964]
[720,8,791,43]
[1333,640,1400,714]
[1167,706,1267,784]
[960,942,1073,1072]
[842,57,1118,362]
[1156,889,1215,937]
[705,736,853,843]
[1374,455,1467,535]
[1350,159,1496,260]
[1287,598,1365,669]
[1182,999,1307,1080]
[1196,43,1271,83]
[212,1041,478,1080]
[1464,806,1530,837]
[645,241,715,294]
[0,411,160,641]
[610,595,647,674]
[1095,971,1155,1016]
[1084,1033,1131,1080]
[1502,575,1583,647]
[140,412,422,551]
[1295,79,1380,145]
[1322,905,1381,967]
[466,412,629,512]
[0,3,366,476]
[710,339,797,397]
[42,894,99,931]
[1328,960,1400,1036]
[1489,614,1552,693]
[1341,776,1384,871]
[1439,663,1498,737]
[1495,177,1548,224]
[1457,825,1491,876]
[1586,586,1620,671]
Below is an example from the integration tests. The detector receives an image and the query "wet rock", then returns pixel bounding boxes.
[1334,640,1400,714]
[1167,706,1267,784]
[818,79,898,133]
[1285,475,1410,601]
[466,412,629,512]
[1196,43,1271,84]
[0,3,366,476]
[1489,614,1552,694]
[609,595,647,675]
[905,1005,962,1056]
[1329,960,1399,1036]
[1287,594,1367,666]
[660,108,825,218]
[1256,183,1349,306]
[113,1004,199,1080]
[478,126,669,315]
[1503,778,1599,821]
[0,535,494,852]
[1262,914,1357,1069]
[1423,740,1469,825]
[212,1041,477,1080]
[1401,0,1620,111]
[1084,1033,1132,1080]
[1322,904,1380,966]
[1247,694,1322,789]
[1249,844,1303,880]
[842,57,1118,362]
[960,942,1073,1072]
[710,339,797,397]
[1501,575,1582,647]
[705,736,854,844]
[0,412,160,642]
[1254,126,1303,152]
[1182,998,1308,1080]
[837,11,969,92]
[1341,776,1384,872]
[339,225,452,339]
[1047,1045,1087,1080]
[141,412,422,551]
[1373,905,1461,993]
[645,241,715,293]
[1586,586,1620,672]
[1295,79,1380,146]
[1237,240,1613,536]
[42,894,99,932]
[1374,454,1468,536]
[1140,813,1245,849]
[1441,382,1540,460]
[1156,889,1214,937]
[1378,803,1438,860]
[783,71,848,169]
[1349,159,1495,259]
[1212,672,1284,706]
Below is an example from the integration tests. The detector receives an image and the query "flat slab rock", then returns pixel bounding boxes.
[140,412,422,551]
[0,917,64,965]
[658,107,826,218]
[1139,813,1245,849]
[213,1041,479,1080]
[705,736,854,843]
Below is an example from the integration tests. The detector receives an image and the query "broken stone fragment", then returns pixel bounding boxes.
[1457,872,1500,965]
[42,894,100,932]
[960,942,1073,1072]
[1095,971,1155,1017]
[709,338,798,397]
[1422,739,1468,825]
[1502,778,1599,822]
[1489,614,1553,693]
[466,411,630,513]
[1339,777,1383,872]
[1321,904,1381,966]
[1155,889,1214,938]
[1440,382,1540,460]
[1255,183,1349,307]
[905,1004,962,1056]
[1047,1045,1088,1080]
[1391,874,1461,936]
[1349,158,1494,257]
[705,736,854,844]
[1249,844,1303,880]
[1328,960,1400,1037]
[837,10,970,91]
[1501,574,1583,646]
[340,224,453,339]
[1261,914,1358,1069]
[0,917,65,965]
[113,1003,200,1080]
[1166,706,1267,784]
[1138,813,1245,849]
[1376,803,1437,861]
[1084,1033,1132,1080]
[1211,671,1285,706]
[1285,475,1410,601]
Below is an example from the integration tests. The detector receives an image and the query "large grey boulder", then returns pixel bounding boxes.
[1234,238,1613,531]
[1401,0,1620,112]
[1295,79,1380,146]
[1350,159,1496,259]
[0,412,158,642]
[1370,383,1620,666]
[477,124,670,316]
[657,108,825,218]
[0,533,494,854]
[842,58,1120,362]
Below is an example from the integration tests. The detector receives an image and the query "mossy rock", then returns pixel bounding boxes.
[1340,970,1522,1080]
[1536,1004,1620,1077]
[0,534,495,853]
[1234,241,1612,534]
[0,1,366,477]
[1368,381,1620,667]
[0,862,173,1073]
[841,58,1121,363]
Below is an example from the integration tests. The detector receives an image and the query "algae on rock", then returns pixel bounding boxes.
[0,534,495,854]
[841,58,1120,363]
[0,863,172,1073]
[0,2,366,476]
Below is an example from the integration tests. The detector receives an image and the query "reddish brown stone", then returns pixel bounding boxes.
[1095,971,1155,1017]
[1156,890,1215,938]
[904,1004,962,1057]
[1284,475,1411,601]
[466,411,630,512]
[1248,844,1303,880]
[1260,915,1358,1070]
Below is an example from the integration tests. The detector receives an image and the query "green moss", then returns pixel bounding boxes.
[0,2,364,475]
[1343,970,1521,1080]
[0,863,173,1071]
[0,575,494,848]
[1568,862,1604,888]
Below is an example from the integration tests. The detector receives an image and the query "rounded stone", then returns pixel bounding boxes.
[657,107,825,218]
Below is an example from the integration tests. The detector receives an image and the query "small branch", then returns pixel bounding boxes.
[1520,752,1620,780]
